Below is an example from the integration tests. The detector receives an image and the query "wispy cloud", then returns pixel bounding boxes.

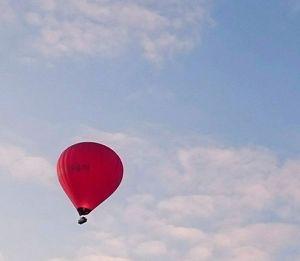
[50,128,300,260]
[20,0,213,63]
[0,0,15,23]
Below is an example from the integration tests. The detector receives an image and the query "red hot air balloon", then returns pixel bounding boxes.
[56,142,123,224]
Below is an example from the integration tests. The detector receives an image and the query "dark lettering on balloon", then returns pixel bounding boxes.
[67,163,90,172]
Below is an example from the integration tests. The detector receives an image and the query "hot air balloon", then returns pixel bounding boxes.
[56,142,123,224]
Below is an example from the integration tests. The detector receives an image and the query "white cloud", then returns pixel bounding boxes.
[186,246,212,260]
[161,225,206,242]
[25,12,42,26]
[212,223,300,260]
[0,144,53,183]
[0,252,5,261]
[158,195,216,221]
[75,128,144,152]
[22,0,212,63]
[133,240,168,257]
[48,259,69,261]
[227,247,270,261]
[49,256,132,261]
[50,129,300,260]
[79,256,132,261]
[0,0,15,23]
[36,0,57,11]
[279,159,300,204]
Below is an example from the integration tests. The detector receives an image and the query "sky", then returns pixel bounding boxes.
[0,0,300,260]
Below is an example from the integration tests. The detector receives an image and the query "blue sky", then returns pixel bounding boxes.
[0,1,300,260]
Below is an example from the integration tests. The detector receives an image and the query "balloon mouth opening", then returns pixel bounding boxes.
[77,207,91,216]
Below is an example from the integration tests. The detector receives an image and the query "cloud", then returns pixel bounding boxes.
[49,129,300,260]
[0,0,15,24]
[279,159,300,204]
[46,128,300,261]
[82,257,131,261]
[186,246,212,260]
[0,144,53,184]
[21,0,213,63]
[48,259,69,261]
[49,256,132,261]
[0,253,6,261]
[211,223,300,261]
[133,240,167,257]
[158,195,216,221]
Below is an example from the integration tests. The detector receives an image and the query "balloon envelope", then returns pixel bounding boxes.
[57,142,123,215]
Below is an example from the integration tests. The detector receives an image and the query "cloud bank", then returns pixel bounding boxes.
[48,129,300,261]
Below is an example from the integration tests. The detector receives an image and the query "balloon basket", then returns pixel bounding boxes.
[78,216,87,225]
